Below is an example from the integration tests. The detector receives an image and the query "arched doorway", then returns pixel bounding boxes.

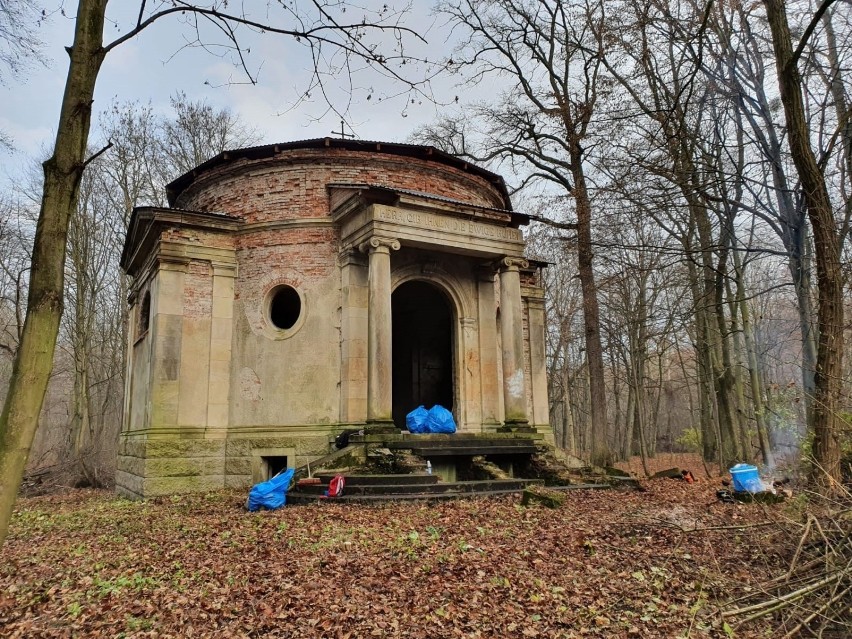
[392,280,454,428]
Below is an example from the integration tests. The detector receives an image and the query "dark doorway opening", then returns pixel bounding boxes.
[392,281,454,428]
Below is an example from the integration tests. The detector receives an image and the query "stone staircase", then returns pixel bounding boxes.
[287,472,543,504]
[284,431,614,505]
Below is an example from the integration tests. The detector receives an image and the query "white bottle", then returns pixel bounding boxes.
[426,460,432,475]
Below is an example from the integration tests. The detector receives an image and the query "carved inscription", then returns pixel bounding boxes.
[375,208,521,241]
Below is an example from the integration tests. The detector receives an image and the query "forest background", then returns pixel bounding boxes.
[0,0,850,499]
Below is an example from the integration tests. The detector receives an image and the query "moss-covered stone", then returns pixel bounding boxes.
[521,486,565,508]
[145,439,226,459]
[147,457,224,478]
[226,438,299,457]
[115,470,144,499]
[224,457,252,476]
[143,475,224,496]
[119,438,147,458]
[604,466,630,478]
[117,455,146,477]
[224,475,252,489]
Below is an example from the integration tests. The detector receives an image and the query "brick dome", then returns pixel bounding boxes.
[167,139,512,224]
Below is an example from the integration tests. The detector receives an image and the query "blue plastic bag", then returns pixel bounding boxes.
[247,468,295,511]
[406,405,429,433]
[425,405,456,434]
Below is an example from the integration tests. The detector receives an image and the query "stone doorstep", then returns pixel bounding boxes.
[400,447,538,458]
[385,438,539,447]
[350,432,545,444]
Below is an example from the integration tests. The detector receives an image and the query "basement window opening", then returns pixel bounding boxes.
[262,456,288,480]
[269,285,301,330]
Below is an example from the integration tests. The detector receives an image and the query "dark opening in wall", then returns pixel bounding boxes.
[138,291,151,337]
[262,456,288,480]
[269,285,301,330]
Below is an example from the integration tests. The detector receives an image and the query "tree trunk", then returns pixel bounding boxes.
[732,247,775,467]
[763,0,844,491]
[711,229,742,466]
[572,157,610,466]
[0,0,107,546]
[562,381,576,454]
[684,244,719,464]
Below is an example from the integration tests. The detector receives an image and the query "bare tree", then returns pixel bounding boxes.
[0,0,47,149]
[0,0,430,546]
[0,201,30,360]
[0,0,45,82]
[159,92,261,178]
[763,0,845,491]
[421,0,613,465]
[597,0,747,468]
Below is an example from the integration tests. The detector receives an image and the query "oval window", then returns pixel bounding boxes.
[269,285,301,330]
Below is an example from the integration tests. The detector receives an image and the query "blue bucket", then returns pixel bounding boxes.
[729,463,763,493]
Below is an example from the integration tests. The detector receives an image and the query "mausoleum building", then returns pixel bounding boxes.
[117,139,551,498]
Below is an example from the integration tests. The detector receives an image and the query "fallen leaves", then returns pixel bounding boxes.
[0,480,785,638]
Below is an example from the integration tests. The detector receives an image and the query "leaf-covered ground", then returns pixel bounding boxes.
[2,473,788,638]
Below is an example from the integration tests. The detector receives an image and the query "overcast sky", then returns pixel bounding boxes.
[0,1,469,193]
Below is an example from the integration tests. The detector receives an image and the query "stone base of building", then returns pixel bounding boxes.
[116,426,344,499]
[116,422,555,499]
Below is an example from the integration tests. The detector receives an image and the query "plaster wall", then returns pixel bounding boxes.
[230,226,341,428]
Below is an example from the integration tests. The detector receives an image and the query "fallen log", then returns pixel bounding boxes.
[650,467,682,479]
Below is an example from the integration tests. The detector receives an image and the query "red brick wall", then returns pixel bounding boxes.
[161,228,236,251]
[236,227,339,302]
[184,261,212,319]
[173,148,506,221]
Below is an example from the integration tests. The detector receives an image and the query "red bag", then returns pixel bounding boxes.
[325,474,345,498]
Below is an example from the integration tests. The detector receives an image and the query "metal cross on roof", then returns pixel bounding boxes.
[332,120,355,140]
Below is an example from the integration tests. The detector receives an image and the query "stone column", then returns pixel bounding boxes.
[526,294,551,435]
[207,263,236,430]
[499,257,529,425]
[477,266,501,430]
[359,237,400,425]
[338,248,369,423]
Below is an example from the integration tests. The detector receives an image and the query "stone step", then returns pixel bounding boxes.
[395,445,538,457]
[548,483,612,491]
[385,438,538,457]
[385,437,537,448]
[349,432,544,444]
[295,478,538,496]
[286,489,520,505]
[287,479,544,504]
[312,473,439,486]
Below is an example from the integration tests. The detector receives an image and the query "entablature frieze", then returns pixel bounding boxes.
[335,200,526,260]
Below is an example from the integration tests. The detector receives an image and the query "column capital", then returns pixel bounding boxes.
[359,236,401,254]
[499,256,529,271]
